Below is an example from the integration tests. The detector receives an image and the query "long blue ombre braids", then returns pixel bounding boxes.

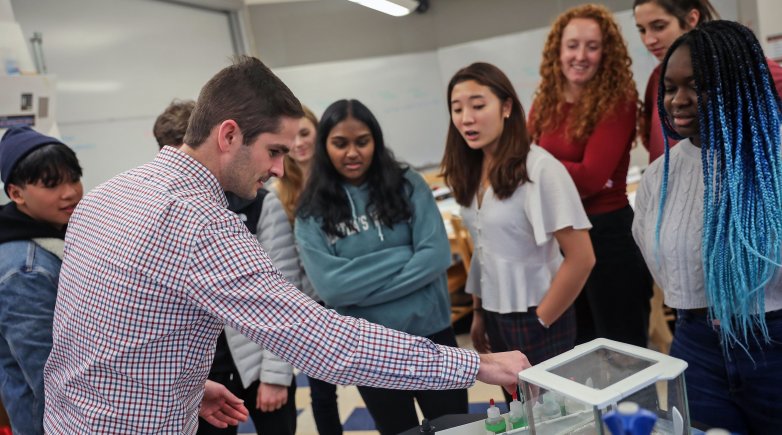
[655,20,782,348]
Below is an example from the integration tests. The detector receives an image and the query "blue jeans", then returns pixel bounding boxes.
[0,241,61,435]
[671,310,782,434]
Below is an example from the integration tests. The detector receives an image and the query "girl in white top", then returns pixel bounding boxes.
[441,62,595,382]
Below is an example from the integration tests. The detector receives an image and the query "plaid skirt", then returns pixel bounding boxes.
[484,306,576,366]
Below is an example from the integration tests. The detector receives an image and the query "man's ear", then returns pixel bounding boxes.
[6,184,26,206]
[216,120,241,152]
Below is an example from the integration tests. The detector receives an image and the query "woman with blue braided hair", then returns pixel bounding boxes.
[632,20,782,433]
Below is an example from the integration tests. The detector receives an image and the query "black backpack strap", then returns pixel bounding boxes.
[235,189,270,234]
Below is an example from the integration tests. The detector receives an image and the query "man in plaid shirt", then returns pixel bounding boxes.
[42,57,528,433]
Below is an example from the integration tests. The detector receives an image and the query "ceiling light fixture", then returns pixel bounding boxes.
[348,0,421,17]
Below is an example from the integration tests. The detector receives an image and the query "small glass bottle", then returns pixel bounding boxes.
[484,399,506,434]
[508,391,527,430]
[540,395,562,421]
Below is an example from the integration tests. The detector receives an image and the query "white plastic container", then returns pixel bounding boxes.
[517,338,690,435]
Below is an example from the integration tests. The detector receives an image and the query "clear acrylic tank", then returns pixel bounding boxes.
[515,338,690,435]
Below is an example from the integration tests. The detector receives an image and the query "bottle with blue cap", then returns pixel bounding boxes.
[602,401,657,435]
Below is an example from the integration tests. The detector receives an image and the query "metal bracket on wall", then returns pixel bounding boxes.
[29,31,47,74]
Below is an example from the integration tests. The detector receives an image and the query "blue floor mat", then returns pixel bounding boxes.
[343,407,376,431]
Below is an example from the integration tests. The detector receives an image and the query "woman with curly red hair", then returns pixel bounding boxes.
[528,4,652,348]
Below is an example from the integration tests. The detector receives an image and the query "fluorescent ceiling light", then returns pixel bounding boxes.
[349,0,419,17]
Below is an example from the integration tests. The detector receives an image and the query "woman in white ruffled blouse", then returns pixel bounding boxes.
[441,62,595,401]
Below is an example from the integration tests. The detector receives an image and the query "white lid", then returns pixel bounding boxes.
[518,338,688,408]
[487,404,500,419]
[618,402,640,414]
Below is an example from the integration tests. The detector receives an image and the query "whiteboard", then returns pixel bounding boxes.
[11,0,236,191]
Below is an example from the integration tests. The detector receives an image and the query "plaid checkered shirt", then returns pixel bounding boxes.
[43,147,479,433]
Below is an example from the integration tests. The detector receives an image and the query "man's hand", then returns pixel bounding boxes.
[200,380,249,428]
[476,351,531,394]
[256,382,289,412]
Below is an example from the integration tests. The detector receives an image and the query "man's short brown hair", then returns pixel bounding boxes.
[184,56,303,148]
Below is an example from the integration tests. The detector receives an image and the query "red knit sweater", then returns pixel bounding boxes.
[533,99,636,216]
[642,58,782,163]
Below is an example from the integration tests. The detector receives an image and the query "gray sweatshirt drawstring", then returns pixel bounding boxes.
[343,185,384,242]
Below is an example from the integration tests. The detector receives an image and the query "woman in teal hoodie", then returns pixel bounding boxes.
[295,99,466,434]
